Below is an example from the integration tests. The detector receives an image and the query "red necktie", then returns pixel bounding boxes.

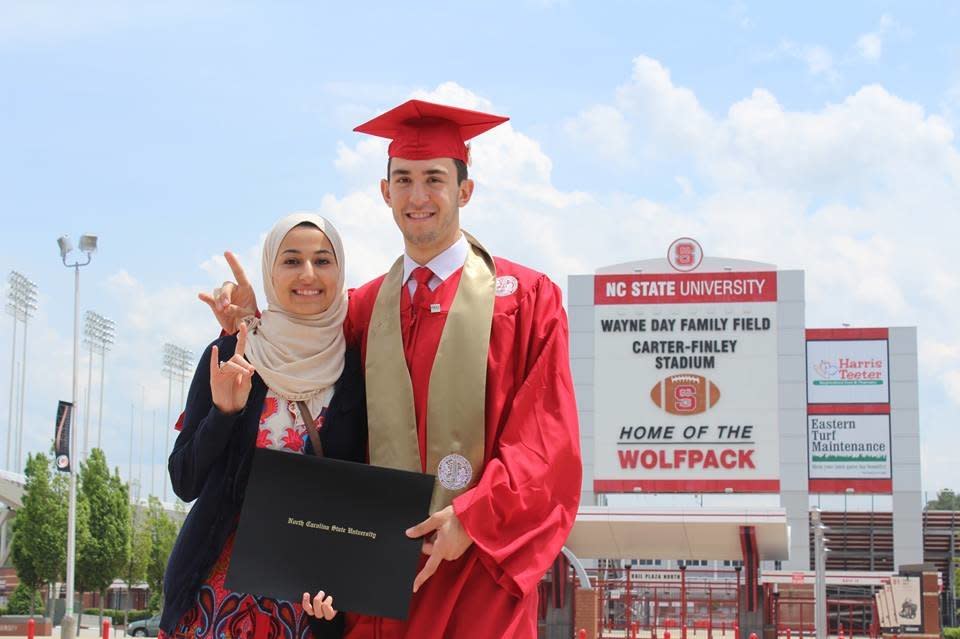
[403,266,435,365]
[410,266,435,309]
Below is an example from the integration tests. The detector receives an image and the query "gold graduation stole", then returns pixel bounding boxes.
[365,232,495,514]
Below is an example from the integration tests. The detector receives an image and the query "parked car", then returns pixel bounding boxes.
[126,615,161,637]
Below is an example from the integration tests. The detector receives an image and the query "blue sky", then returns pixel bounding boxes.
[1,1,958,500]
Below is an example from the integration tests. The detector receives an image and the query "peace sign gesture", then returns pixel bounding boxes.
[198,251,260,334]
[210,322,256,414]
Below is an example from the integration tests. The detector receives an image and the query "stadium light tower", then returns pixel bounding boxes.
[5,271,37,472]
[162,343,192,501]
[57,233,97,639]
[83,311,115,453]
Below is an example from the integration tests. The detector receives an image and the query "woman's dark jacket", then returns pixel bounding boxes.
[161,334,367,638]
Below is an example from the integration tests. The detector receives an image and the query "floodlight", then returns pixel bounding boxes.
[79,234,98,253]
[58,236,73,258]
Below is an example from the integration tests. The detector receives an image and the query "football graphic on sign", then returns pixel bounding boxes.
[650,374,721,415]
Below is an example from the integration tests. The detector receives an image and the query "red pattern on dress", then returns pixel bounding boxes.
[281,428,305,453]
[160,407,319,639]
[260,398,279,423]
[255,430,273,449]
[158,533,312,639]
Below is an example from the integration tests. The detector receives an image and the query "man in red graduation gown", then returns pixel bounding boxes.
[344,100,581,638]
[203,99,581,639]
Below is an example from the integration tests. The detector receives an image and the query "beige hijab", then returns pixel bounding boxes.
[245,213,348,406]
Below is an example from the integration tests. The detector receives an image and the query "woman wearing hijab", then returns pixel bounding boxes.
[160,214,365,639]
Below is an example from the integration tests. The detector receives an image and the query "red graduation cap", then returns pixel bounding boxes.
[353,99,509,163]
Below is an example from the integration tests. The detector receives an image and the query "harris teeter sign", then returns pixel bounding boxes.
[806,339,889,404]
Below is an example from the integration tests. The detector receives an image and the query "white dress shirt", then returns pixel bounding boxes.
[403,233,469,295]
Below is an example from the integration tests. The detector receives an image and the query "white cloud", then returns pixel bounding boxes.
[564,105,632,163]
[944,370,960,406]
[942,84,960,131]
[778,41,839,83]
[572,59,960,198]
[856,14,901,62]
[730,0,754,30]
[920,339,960,373]
[615,56,719,153]
[674,176,695,197]
[198,235,267,297]
[856,33,883,61]
[334,138,390,189]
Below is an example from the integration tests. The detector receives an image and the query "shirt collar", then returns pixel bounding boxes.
[403,233,469,285]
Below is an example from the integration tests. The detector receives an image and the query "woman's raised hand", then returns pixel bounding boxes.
[198,251,260,334]
[301,590,337,620]
[209,322,256,414]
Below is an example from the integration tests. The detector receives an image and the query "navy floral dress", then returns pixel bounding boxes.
[162,389,332,639]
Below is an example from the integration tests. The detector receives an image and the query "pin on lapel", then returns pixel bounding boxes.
[430,303,442,313]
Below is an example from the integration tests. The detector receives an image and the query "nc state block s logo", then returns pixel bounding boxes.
[650,374,721,415]
[667,237,703,272]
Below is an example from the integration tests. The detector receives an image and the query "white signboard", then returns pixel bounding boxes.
[890,576,922,632]
[875,591,892,629]
[761,570,894,586]
[808,414,891,479]
[884,584,899,630]
[629,570,682,583]
[806,339,889,404]
[593,271,780,492]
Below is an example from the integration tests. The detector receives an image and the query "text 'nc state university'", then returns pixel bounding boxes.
[603,278,768,299]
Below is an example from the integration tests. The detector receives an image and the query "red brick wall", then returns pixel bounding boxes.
[573,588,598,639]
[0,567,20,598]
[920,572,939,636]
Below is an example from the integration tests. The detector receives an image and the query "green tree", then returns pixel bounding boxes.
[11,453,67,616]
[76,449,131,626]
[121,502,151,627]
[145,496,179,612]
[953,557,960,598]
[926,488,960,510]
[6,582,44,615]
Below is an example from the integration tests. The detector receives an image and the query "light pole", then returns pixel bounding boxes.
[57,233,97,639]
[811,508,831,639]
[161,343,192,502]
[83,311,115,452]
[138,386,145,499]
[5,279,19,471]
[127,403,135,491]
[5,271,37,472]
[82,314,94,458]
[96,317,114,451]
[150,410,156,498]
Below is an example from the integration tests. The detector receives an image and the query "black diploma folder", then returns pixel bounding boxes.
[225,448,435,620]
